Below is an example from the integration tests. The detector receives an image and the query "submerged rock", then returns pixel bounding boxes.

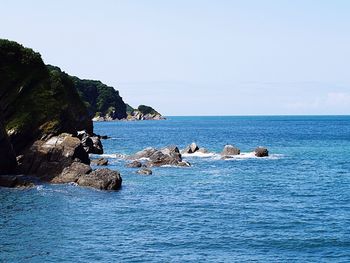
[254,147,269,157]
[221,145,240,156]
[77,168,122,190]
[137,168,153,175]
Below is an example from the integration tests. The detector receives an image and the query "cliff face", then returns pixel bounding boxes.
[0,117,17,175]
[71,77,127,120]
[0,39,92,154]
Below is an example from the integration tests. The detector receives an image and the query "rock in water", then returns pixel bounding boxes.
[92,158,108,166]
[126,160,143,168]
[51,162,92,184]
[190,142,199,153]
[77,168,122,190]
[137,168,153,175]
[18,133,90,181]
[181,142,200,154]
[255,147,269,157]
[148,146,183,167]
[129,147,158,159]
[0,119,17,175]
[221,145,240,156]
[78,130,104,154]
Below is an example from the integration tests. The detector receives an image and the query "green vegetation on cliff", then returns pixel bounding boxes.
[137,105,160,115]
[0,39,92,153]
[70,77,127,120]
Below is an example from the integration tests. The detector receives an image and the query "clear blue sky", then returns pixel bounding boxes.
[1,0,350,115]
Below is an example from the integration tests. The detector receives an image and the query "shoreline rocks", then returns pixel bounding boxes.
[77,169,122,190]
[254,147,269,157]
[128,145,191,167]
[137,168,153,175]
[91,158,108,166]
[221,145,240,159]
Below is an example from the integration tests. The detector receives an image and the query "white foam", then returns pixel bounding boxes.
[182,151,283,161]
[93,153,127,159]
[222,152,283,160]
[182,152,217,158]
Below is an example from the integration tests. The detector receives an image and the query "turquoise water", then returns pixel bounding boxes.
[1,116,350,262]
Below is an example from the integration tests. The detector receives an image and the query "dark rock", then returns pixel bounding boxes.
[99,135,109,140]
[92,158,108,166]
[77,168,122,190]
[181,142,199,154]
[18,133,90,181]
[177,161,191,167]
[0,119,17,175]
[137,168,153,175]
[221,145,240,156]
[78,130,104,154]
[126,160,142,168]
[147,146,183,167]
[51,162,92,184]
[255,147,269,157]
[90,136,103,154]
[0,175,39,188]
[0,175,17,187]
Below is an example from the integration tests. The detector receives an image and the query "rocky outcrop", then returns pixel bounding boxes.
[18,133,90,181]
[127,105,165,121]
[51,162,92,184]
[0,119,17,174]
[77,130,103,154]
[129,146,190,167]
[129,147,158,160]
[254,147,269,157]
[137,168,152,175]
[221,145,240,156]
[181,143,200,154]
[77,168,122,190]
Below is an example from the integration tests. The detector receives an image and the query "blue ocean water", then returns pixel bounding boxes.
[1,116,350,262]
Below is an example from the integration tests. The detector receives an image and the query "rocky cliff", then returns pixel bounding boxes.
[0,39,92,154]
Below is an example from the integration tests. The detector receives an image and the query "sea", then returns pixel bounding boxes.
[1,116,350,262]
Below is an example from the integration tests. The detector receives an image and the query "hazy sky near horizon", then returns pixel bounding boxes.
[1,0,350,115]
